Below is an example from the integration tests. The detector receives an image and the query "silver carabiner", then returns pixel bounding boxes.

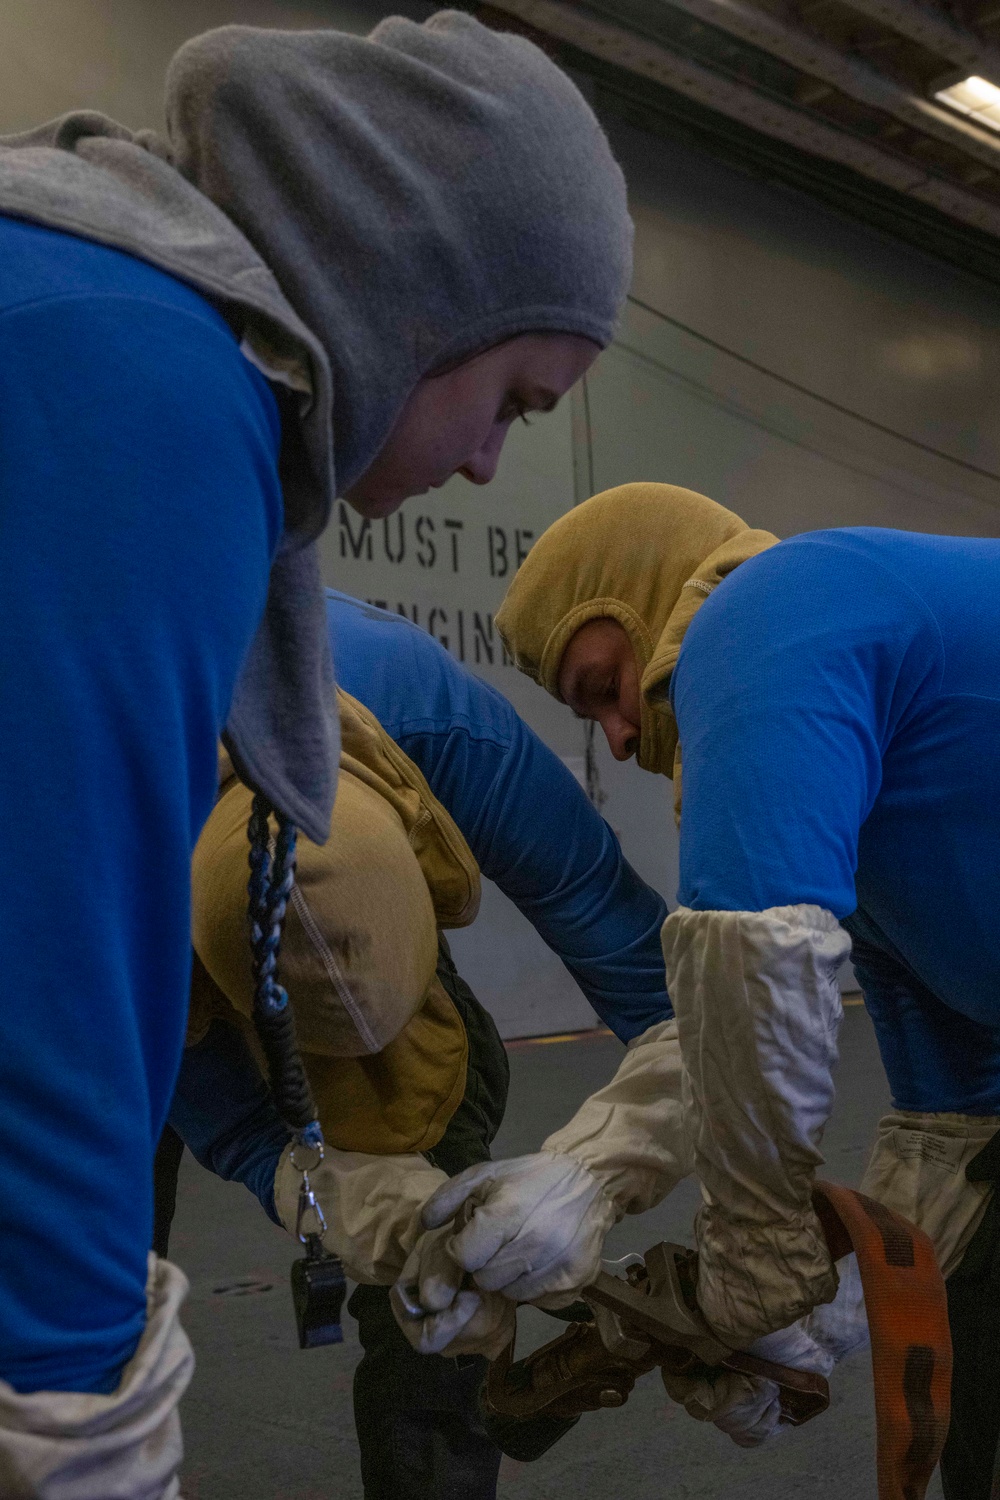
[295,1174,328,1244]
[291,1139,327,1245]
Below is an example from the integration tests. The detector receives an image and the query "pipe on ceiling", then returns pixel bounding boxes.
[658,0,1000,167]
[486,0,1000,234]
[839,0,1000,87]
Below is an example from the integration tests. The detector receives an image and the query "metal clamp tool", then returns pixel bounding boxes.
[482,1239,829,1428]
[480,1182,952,1500]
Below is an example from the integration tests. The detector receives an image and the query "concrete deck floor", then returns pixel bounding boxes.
[172,1003,944,1500]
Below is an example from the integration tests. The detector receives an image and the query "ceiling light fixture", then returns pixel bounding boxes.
[935,74,1000,132]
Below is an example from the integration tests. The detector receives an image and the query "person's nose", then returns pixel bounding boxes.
[600,710,639,762]
[458,423,509,485]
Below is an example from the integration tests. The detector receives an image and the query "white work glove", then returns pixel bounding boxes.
[422,1020,692,1303]
[272,1142,448,1285]
[662,904,851,1346]
[390,1225,516,1358]
[662,1254,868,1448]
[861,1111,1000,1278]
[421,1150,616,1303]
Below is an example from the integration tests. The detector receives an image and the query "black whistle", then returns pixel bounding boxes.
[291,1234,347,1348]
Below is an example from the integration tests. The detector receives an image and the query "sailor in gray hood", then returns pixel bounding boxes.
[0,12,631,1496]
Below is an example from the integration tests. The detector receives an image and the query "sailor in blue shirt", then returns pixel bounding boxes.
[169,590,673,1198]
[458,483,1000,1493]
[167,591,675,1493]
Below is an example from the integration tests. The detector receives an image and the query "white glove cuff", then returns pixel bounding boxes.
[696,1207,839,1346]
[542,1019,692,1218]
[0,1255,193,1500]
[275,1143,448,1285]
[663,903,849,1343]
[861,1110,1000,1278]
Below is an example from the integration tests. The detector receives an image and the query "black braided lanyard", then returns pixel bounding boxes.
[246,794,322,1145]
[246,794,331,1270]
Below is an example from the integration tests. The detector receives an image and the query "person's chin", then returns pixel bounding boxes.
[341,485,421,519]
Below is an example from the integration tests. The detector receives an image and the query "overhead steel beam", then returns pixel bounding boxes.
[485,0,1000,232]
[836,0,1000,86]
[657,0,1000,167]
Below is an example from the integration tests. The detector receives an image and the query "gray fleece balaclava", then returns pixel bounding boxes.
[0,11,632,840]
[165,11,633,492]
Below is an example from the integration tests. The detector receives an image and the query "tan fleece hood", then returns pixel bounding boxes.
[189,691,480,1153]
[495,482,777,780]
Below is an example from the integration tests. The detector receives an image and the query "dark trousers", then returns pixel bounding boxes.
[845,908,1000,1499]
[349,1286,501,1500]
[349,937,510,1500]
[154,937,510,1500]
[942,1131,1000,1500]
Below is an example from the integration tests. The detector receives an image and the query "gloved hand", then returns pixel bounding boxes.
[421,1151,616,1302]
[662,1253,868,1448]
[390,1225,516,1358]
[422,1019,692,1303]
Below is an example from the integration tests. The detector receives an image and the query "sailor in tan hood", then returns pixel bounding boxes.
[419,480,1000,1490]
[409,484,880,1452]
[494,481,777,795]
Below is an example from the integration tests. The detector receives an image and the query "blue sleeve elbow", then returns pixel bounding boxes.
[169,1020,291,1225]
[467,720,674,1042]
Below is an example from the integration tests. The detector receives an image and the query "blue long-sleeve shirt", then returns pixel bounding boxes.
[325,589,671,1043]
[171,592,673,1221]
[0,215,281,1394]
[672,526,1000,1114]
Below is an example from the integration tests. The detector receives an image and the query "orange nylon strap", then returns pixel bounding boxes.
[813,1180,952,1500]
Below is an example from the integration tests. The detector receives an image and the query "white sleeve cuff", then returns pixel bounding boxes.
[274,1144,448,1285]
[0,1255,192,1500]
[861,1110,1000,1278]
[542,1018,693,1216]
[662,903,850,1342]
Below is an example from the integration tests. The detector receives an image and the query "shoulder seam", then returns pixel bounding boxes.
[0,287,235,343]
